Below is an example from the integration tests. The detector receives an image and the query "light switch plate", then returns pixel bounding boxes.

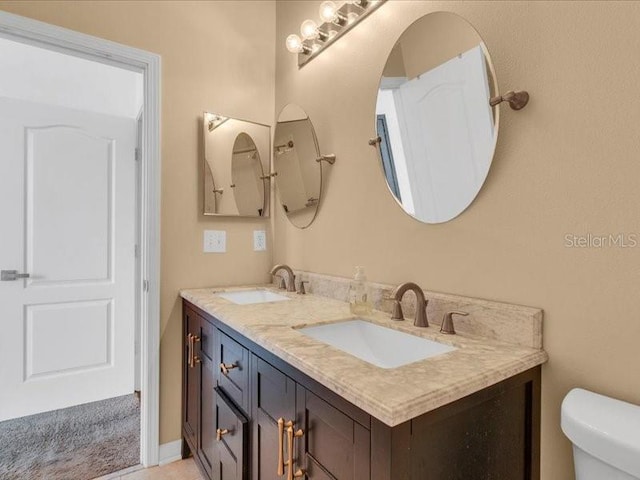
[253,230,267,251]
[204,230,226,253]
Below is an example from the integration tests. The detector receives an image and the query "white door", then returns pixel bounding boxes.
[394,44,495,223]
[0,96,137,421]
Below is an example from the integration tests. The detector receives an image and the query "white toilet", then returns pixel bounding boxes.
[562,388,640,480]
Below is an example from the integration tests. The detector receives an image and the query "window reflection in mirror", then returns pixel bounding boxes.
[274,104,322,229]
[203,113,270,217]
[375,12,499,224]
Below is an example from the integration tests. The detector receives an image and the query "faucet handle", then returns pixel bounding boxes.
[390,300,404,321]
[297,281,309,295]
[440,311,468,335]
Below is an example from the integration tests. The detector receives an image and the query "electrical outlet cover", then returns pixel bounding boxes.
[204,230,226,253]
[253,230,267,251]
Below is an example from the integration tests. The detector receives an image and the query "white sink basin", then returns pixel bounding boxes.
[217,289,291,305]
[298,319,456,369]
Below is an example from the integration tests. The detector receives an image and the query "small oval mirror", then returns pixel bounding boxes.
[375,12,499,224]
[274,104,322,229]
[231,132,266,216]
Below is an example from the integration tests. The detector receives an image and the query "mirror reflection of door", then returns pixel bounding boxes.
[376,114,401,201]
[375,12,499,224]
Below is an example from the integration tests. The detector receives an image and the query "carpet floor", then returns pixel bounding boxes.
[0,394,140,480]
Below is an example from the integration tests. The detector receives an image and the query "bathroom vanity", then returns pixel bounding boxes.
[181,283,546,480]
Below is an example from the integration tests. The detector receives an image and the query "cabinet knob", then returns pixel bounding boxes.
[216,428,230,441]
[220,362,238,375]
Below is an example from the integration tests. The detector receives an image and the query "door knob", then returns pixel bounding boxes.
[1,270,30,281]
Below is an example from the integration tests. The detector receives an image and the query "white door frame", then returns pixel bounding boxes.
[0,11,161,467]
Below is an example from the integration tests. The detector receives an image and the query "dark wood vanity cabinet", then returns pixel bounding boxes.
[183,300,541,480]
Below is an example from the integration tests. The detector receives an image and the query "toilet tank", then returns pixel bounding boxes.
[561,388,640,479]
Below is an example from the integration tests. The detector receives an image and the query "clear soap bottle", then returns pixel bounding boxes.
[349,266,372,316]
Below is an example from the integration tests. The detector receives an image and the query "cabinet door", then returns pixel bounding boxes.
[251,356,296,480]
[213,387,249,480]
[183,307,201,451]
[198,319,217,476]
[295,387,370,480]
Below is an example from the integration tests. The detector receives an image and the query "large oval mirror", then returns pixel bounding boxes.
[375,11,499,224]
[231,132,266,216]
[274,104,322,229]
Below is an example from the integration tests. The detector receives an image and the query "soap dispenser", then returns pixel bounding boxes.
[349,266,372,316]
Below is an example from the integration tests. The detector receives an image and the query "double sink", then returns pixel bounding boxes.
[216,288,456,369]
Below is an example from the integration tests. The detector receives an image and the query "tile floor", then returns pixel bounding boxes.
[94,458,203,480]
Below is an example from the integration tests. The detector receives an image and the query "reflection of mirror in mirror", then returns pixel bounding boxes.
[203,113,270,217]
[274,104,322,229]
[375,12,499,224]
[231,133,266,216]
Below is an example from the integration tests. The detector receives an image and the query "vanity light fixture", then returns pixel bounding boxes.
[286,0,387,67]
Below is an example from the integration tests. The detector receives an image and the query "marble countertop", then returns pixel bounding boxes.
[181,285,548,427]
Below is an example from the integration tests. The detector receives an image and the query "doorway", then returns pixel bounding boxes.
[0,9,161,475]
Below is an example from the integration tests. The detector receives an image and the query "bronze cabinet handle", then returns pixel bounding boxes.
[189,335,201,368]
[277,418,285,476]
[219,362,238,375]
[186,333,193,367]
[216,428,230,441]
[285,423,305,480]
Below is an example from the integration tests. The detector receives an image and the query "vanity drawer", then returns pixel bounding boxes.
[217,330,250,413]
[214,387,249,480]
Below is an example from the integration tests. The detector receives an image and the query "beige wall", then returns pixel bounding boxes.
[275,1,640,479]
[0,0,275,444]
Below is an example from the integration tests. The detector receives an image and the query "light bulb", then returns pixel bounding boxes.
[285,34,303,53]
[319,1,338,23]
[300,19,318,40]
[347,12,359,24]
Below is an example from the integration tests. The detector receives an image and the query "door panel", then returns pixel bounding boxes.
[183,308,201,448]
[214,387,249,480]
[0,97,137,421]
[297,387,370,480]
[26,126,113,285]
[199,319,217,475]
[251,356,296,480]
[25,299,112,379]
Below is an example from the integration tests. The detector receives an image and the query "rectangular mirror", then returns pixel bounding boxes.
[203,112,271,217]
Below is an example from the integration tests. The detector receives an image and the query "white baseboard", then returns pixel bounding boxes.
[158,439,182,466]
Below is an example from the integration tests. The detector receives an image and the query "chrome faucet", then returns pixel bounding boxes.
[390,282,429,327]
[269,264,296,292]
